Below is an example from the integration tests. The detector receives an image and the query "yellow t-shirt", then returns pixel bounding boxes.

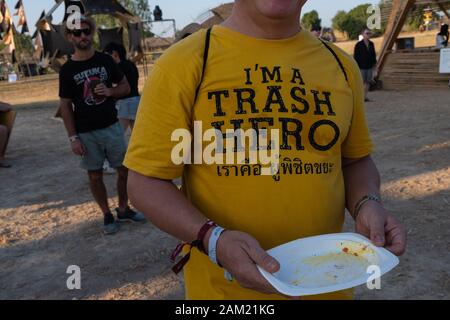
[124,26,373,300]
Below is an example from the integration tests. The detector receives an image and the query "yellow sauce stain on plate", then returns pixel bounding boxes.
[289,241,377,288]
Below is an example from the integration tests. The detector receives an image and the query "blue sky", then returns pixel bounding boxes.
[5,0,375,35]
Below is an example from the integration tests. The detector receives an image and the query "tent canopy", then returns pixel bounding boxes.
[81,0,133,17]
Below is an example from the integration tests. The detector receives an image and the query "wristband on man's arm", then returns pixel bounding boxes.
[208,226,226,266]
[170,220,217,274]
[352,194,382,220]
[207,226,234,282]
[69,135,79,142]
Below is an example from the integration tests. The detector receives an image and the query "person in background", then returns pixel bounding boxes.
[0,101,12,168]
[354,28,377,102]
[59,16,145,235]
[310,25,322,39]
[104,42,140,134]
[436,24,449,49]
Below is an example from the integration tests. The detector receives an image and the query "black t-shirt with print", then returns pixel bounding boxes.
[59,51,124,133]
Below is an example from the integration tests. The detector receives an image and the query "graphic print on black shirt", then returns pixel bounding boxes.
[73,66,109,106]
[59,52,124,133]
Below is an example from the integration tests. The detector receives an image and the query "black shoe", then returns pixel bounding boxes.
[115,207,146,223]
[103,212,120,235]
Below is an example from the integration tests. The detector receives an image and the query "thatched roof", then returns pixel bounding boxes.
[201,3,233,28]
[177,3,233,40]
[144,37,174,50]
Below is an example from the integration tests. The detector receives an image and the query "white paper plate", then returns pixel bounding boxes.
[257,232,399,296]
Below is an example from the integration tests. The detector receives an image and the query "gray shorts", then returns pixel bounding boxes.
[116,96,140,120]
[78,122,127,171]
[360,68,374,83]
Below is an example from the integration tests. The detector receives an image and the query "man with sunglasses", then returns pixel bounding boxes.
[59,16,145,235]
[354,28,377,102]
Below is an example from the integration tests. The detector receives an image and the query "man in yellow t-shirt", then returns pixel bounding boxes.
[124,0,406,300]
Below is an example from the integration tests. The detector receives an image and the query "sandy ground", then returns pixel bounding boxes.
[0,89,449,300]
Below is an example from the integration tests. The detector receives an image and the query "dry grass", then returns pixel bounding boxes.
[335,30,437,54]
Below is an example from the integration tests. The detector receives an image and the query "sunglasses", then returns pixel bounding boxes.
[70,28,92,37]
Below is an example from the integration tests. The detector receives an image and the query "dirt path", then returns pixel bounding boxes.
[0,89,449,299]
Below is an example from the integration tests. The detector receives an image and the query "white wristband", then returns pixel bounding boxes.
[69,135,79,142]
[208,226,225,265]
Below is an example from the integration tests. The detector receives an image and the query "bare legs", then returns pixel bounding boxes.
[0,125,9,165]
[87,166,129,214]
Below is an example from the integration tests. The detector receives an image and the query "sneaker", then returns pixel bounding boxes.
[103,212,120,235]
[115,207,146,223]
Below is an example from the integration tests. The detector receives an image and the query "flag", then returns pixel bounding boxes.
[14,0,28,34]
[0,0,12,35]
[3,21,16,56]
[32,10,47,39]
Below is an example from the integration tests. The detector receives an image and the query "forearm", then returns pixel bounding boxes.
[127,170,209,243]
[111,82,130,98]
[59,102,77,137]
[343,156,381,218]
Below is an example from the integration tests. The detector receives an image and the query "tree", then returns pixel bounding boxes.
[301,10,321,31]
[332,10,348,33]
[331,4,375,40]
[14,33,34,59]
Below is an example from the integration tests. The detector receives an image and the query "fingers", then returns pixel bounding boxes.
[217,231,279,295]
[369,213,386,247]
[246,242,280,274]
[384,217,407,256]
[80,143,86,156]
[94,84,107,95]
[71,142,86,156]
[232,251,278,295]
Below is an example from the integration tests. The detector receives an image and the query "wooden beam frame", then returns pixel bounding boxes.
[377,0,416,76]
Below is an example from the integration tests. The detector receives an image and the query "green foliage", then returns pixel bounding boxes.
[405,5,440,31]
[301,10,321,31]
[93,14,117,29]
[332,3,379,40]
[14,33,34,59]
[332,10,348,33]
[120,0,152,36]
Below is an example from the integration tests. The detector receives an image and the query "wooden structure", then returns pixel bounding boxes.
[177,3,233,39]
[378,0,450,89]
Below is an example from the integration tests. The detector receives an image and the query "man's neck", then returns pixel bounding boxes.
[72,48,95,61]
[221,4,301,39]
